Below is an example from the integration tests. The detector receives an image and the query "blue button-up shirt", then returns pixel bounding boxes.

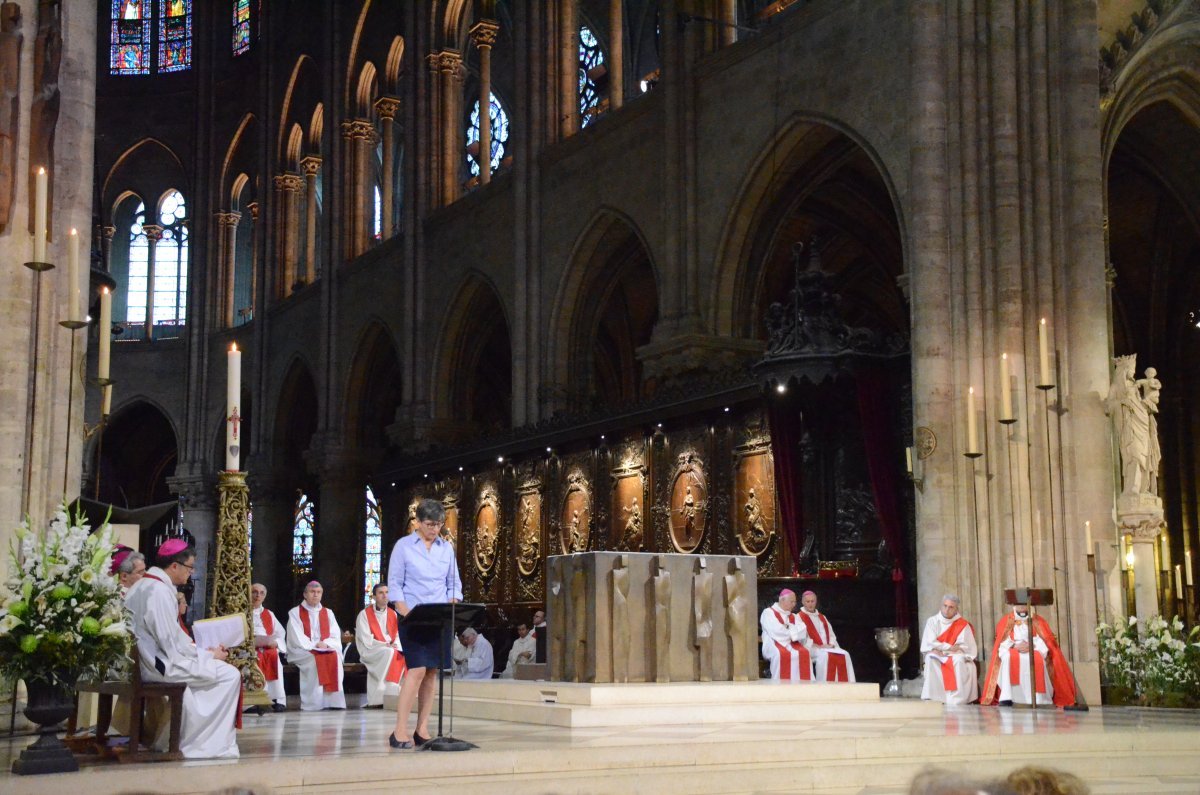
[387,532,463,609]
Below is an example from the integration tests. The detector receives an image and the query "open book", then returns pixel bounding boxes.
[192,613,248,650]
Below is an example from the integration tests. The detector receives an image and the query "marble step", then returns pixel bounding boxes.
[449,679,889,706]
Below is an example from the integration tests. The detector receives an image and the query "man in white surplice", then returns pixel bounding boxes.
[355,583,406,707]
[500,622,536,678]
[286,581,346,710]
[759,589,812,681]
[251,582,287,711]
[920,593,979,704]
[456,627,495,679]
[797,590,856,682]
[124,539,241,759]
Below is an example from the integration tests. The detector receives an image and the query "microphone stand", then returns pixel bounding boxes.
[424,600,475,751]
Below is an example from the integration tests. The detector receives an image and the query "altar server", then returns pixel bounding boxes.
[356,583,407,707]
[286,581,346,710]
[759,588,812,681]
[251,582,288,711]
[980,603,1076,707]
[500,622,536,678]
[124,540,241,759]
[920,594,979,704]
[797,590,856,682]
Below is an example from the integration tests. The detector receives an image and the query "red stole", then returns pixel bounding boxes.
[365,608,407,683]
[980,613,1077,707]
[256,609,280,681]
[770,608,811,681]
[1007,621,1047,696]
[934,617,971,692]
[298,606,340,692]
[798,611,848,682]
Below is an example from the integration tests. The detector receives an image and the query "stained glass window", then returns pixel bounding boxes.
[292,492,315,578]
[111,0,151,75]
[579,26,606,126]
[233,0,251,55]
[158,0,191,73]
[126,202,149,323]
[373,185,382,240]
[465,92,510,178]
[363,486,382,605]
[154,190,188,326]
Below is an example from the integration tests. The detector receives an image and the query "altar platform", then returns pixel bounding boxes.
[3,698,1200,794]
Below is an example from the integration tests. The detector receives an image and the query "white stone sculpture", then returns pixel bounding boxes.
[1105,355,1162,497]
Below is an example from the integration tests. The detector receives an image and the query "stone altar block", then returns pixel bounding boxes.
[546,552,759,683]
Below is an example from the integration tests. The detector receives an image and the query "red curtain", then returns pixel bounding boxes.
[767,391,804,574]
[854,368,909,625]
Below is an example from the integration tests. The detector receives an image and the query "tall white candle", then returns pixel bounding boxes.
[999,353,1014,421]
[966,386,979,454]
[33,167,47,263]
[905,446,913,474]
[98,287,112,381]
[1175,564,1183,595]
[101,384,112,417]
[1038,318,1052,387]
[1186,551,1194,587]
[1085,520,1092,552]
[226,343,242,471]
[67,228,79,321]
[1161,534,1170,571]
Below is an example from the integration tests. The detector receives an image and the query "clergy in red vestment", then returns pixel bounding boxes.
[980,603,1076,707]
[286,581,346,710]
[759,589,813,681]
[797,590,856,682]
[920,593,979,704]
[251,582,288,711]
[355,583,407,707]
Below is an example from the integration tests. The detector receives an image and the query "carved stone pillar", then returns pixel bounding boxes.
[427,50,464,206]
[246,202,259,319]
[609,0,624,109]
[167,472,217,617]
[274,173,303,292]
[559,0,578,138]
[374,97,399,237]
[140,224,163,340]
[470,20,499,185]
[246,468,289,602]
[308,442,371,623]
[717,0,735,47]
[216,211,241,328]
[300,156,321,284]
[342,120,377,258]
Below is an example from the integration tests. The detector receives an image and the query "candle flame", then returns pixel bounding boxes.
[230,342,238,352]
[102,286,109,295]
[1001,352,1007,360]
[969,386,974,395]
[69,227,77,236]
[37,167,44,175]
[1040,317,1047,325]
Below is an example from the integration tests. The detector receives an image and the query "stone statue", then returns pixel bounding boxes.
[743,487,769,548]
[0,4,21,235]
[570,558,588,682]
[611,554,630,683]
[724,559,751,681]
[653,555,672,682]
[620,496,642,550]
[30,0,60,235]
[1105,354,1162,497]
[692,558,714,682]
[1138,367,1162,496]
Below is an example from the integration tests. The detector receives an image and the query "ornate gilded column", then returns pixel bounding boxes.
[246,202,259,319]
[427,50,464,206]
[470,20,499,185]
[609,0,624,109]
[274,173,303,292]
[300,156,322,283]
[374,97,399,237]
[140,224,163,340]
[217,211,241,328]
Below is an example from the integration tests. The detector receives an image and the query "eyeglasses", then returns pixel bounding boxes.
[178,562,195,571]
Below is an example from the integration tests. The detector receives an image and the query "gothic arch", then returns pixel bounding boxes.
[219,113,258,206]
[273,356,320,478]
[91,398,179,510]
[709,115,906,339]
[278,55,321,168]
[432,272,513,433]
[384,36,405,93]
[344,320,403,451]
[101,138,188,224]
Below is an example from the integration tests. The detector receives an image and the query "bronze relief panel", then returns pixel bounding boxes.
[610,442,647,551]
[560,469,591,554]
[474,486,500,576]
[669,451,707,552]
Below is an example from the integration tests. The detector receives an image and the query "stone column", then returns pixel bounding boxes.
[309,443,370,624]
[342,120,377,258]
[717,0,735,47]
[101,225,116,273]
[427,50,464,206]
[373,97,399,237]
[247,202,259,319]
[300,156,321,283]
[217,211,241,328]
[470,20,499,185]
[559,0,578,138]
[246,468,289,602]
[274,173,303,291]
[169,473,217,618]
[609,0,624,109]
[141,224,163,340]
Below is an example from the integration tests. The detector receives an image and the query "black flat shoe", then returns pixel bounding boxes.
[998,699,1013,707]
[388,733,414,750]
[414,732,430,747]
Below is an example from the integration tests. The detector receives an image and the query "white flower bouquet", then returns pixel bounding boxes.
[0,505,129,688]
[1096,614,1200,707]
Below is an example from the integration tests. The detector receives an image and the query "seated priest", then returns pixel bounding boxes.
[500,622,536,678]
[759,588,812,681]
[111,546,146,598]
[124,540,241,759]
[920,594,979,704]
[251,582,288,712]
[797,590,856,682]
[286,581,346,711]
[356,583,407,708]
[981,603,1076,707]
[456,627,495,680]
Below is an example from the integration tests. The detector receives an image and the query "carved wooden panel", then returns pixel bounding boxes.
[610,441,647,551]
[474,486,500,577]
[515,489,541,577]
[668,452,707,552]
[560,469,591,554]
[733,435,775,557]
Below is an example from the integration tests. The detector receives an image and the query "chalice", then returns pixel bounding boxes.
[874,627,910,698]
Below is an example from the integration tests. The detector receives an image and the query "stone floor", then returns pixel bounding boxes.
[2,703,1200,794]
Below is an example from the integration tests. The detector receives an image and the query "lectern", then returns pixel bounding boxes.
[402,602,486,751]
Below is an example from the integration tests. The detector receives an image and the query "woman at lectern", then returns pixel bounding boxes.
[386,498,463,750]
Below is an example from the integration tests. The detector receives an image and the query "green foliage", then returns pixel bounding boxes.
[1096,615,1200,707]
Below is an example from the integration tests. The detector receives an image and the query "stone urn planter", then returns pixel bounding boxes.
[11,678,79,775]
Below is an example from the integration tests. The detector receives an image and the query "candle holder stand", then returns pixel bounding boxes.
[58,319,88,498]
[20,261,55,516]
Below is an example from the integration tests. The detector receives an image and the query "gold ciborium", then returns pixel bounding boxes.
[874,627,910,698]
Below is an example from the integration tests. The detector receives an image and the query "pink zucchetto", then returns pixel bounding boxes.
[779,588,796,599]
[802,590,816,599]
[110,545,134,575]
[157,538,189,557]
[305,580,322,589]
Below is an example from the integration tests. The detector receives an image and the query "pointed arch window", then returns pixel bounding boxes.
[466,92,510,178]
[111,1,151,75]
[578,25,606,126]
[158,0,192,72]
[125,202,150,325]
[233,0,252,55]
[363,486,382,605]
[154,190,189,327]
[292,492,315,579]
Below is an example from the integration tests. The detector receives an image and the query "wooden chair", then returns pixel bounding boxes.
[67,640,187,763]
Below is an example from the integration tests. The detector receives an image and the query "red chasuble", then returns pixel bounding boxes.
[365,608,407,683]
[298,606,341,692]
[257,609,280,681]
[798,611,848,682]
[980,613,1076,707]
[771,608,812,681]
[934,617,972,692]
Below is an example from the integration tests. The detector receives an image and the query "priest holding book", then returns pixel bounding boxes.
[356,583,407,708]
[286,581,346,710]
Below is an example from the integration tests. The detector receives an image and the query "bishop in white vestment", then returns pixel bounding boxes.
[797,591,856,682]
[759,589,812,681]
[286,581,346,710]
[500,622,536,678]
[355,584,407,706]
[920,594,979,704]
[251,583,287,709]
[124,541,241,759]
